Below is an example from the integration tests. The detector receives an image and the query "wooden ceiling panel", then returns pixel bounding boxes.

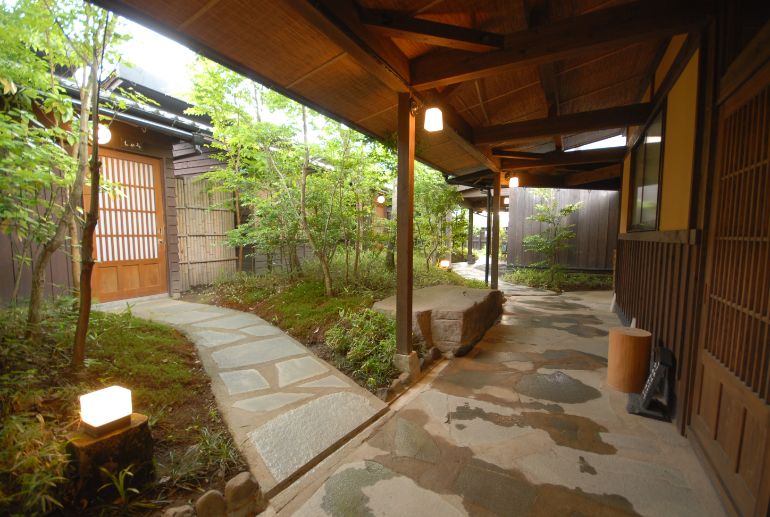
[289,54,395,131]
[182,1,344,86]
[123,0,208,28]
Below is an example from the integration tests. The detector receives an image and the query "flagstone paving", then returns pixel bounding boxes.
[95,296,386,495]
[277,289,726,517]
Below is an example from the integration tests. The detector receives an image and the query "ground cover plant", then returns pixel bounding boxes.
[504,268,613,292]
[0,299,246,515]
[188,253,485,391]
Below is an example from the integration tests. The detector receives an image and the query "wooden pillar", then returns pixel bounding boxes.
[466,208,474,262]
[490,172,501,290]
[485,190,491,285]
[396,93,415,356]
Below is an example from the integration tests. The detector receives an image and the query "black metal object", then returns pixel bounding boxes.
[627,346,676,422]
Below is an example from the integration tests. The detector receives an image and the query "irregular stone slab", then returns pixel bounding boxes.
[220,369,269,395]
[373,285,503,355]
[299,375,351,388]
[515,371,602,404]
[248,392,379,482]
[393,417,440,463]
[192,330,244,348]
[240,324,281,338]
[194,313,262,330]
[211,337,306,369]
[276,356,328,387]
[160,310,224,325]
[233,392,312,412]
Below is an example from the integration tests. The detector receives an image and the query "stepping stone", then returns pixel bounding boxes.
[233,392,312,412]
[220,369,270,395]
[194,313,262,330]
[211,337,306,369]
[276,356,328,387]
[160,310,223,325]
[241,324,282,338]
[248,392,380,482]
[192,330,244,348]
[298,375,350,389]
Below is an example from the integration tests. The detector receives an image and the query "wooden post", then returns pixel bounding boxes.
[396,93,415,356]
[484,190,491,285]
[491,171,501,290]
[466,208,474,262]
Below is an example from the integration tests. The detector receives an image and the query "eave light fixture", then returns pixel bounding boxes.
[510,176,520,188]
[97,124,112,145]
[438,259,451,269]
[80,385,132,437]
[424,107,443,132]
[503,197,510,205]
[376,194,386,204]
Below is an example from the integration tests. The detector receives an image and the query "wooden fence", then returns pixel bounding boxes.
[506,188,619,270]
[175,176,238,290]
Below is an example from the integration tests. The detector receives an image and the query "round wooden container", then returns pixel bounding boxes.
[607,327,652,393]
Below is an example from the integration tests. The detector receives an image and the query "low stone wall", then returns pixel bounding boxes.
[373,285,504,356]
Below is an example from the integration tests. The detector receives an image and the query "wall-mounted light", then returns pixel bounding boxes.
[376,194,386,204]
[510,176,520,188]
[80,386,132,437]
[503,197,510,205]
[97,124,112,145]
[438,259,451,269]
[424,107,443,132]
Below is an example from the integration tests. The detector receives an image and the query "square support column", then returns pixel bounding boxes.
[396,92,415,356]
[491,172,501,290]
[467,208,474,262]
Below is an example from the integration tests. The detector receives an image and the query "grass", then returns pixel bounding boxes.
[503,267,613,291]
[0,299,246,515]
[191,252,485,391]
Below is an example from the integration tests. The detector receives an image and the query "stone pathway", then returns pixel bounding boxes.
[451,261,555,296]
[95,296,386,495]
[277,290,725,516]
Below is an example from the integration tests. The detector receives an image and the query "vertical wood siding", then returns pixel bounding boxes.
[507,188,619,270]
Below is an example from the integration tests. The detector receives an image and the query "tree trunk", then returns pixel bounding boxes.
[354,198,362,279]
[69,214,81,296]
[235,191,243,272]
[297,106,333,296]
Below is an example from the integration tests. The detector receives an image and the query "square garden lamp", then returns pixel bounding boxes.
[79,385,132,437]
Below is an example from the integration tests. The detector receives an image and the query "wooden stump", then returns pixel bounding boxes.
[607,327,652,393]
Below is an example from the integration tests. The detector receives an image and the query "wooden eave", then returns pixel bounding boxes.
[90,0,710,185]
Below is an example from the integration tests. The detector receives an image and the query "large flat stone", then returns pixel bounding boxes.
[220,369,270,395]
[241,324,282,338]
[211,337,306,369]
[192,330,244,348]
[299,375,351,388]
[159,310,225,325]
[194,313,263,330]
[248,392,380,482]
[233,392,312,412]
[373,285,503,354]
[276,356,328,387]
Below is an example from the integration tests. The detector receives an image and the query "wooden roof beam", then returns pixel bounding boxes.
[500,147,626,170]
[562,163,622,187]
[474,103,651,146]
[410,0,710,90]
[358,7,504,52]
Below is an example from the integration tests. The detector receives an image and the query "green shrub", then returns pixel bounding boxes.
[326,309,398,390]
[504,268,613,291]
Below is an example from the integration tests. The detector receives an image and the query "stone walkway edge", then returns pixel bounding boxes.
[95,295,387,496]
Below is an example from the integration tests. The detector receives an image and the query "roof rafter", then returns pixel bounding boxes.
[410,0,709,90]
[358,7,504,52]
[474,103,651,146]
[499,147,626,170]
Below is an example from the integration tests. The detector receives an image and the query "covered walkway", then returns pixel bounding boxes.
[279,290,723,516]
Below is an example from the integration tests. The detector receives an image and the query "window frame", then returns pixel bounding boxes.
[628,106,666,232]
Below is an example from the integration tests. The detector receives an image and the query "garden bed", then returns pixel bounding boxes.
[503,268,613,291]
[0,300,246,515]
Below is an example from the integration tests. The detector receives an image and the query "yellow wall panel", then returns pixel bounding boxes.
[660,51,699,231]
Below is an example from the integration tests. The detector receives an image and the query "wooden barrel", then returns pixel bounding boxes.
[607,327,652,393]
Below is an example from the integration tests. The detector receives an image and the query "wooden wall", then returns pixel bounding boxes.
[506,188,619,271]
[175,176,238,291]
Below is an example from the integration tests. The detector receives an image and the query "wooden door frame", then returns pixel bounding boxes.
[91,147,169,301]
